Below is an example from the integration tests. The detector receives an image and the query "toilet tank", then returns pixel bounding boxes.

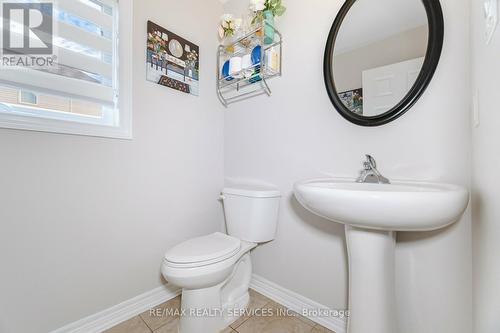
[221,185,281,243]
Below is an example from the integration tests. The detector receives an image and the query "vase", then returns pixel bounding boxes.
[263,10,275,45]
[222,35,235,54]
[252,13,264,37]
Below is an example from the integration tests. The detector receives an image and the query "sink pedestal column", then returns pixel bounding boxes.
[345,225,397,333]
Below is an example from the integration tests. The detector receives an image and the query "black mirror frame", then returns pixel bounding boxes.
[324,0,444,127]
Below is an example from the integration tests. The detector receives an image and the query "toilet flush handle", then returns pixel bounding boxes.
[219,194,226,201]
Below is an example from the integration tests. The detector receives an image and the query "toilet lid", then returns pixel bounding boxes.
[164,232,241,265]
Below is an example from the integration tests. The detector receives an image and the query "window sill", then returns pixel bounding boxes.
[0,112,132,139]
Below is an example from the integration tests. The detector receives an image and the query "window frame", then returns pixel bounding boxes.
[0,0,133,140]
[18,90,39,106]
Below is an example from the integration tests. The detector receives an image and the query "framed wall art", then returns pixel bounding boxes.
[146,21,200,96]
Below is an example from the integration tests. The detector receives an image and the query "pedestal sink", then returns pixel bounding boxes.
[293,178,469,333]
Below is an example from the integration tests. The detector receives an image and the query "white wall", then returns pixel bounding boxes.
[0,1,225,332]
[471,1,500,332]
[223,0,472,332]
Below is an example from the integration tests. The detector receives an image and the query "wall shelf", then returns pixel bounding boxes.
[217,22,282,107]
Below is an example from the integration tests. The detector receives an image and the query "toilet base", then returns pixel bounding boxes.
[222,290,250,327]
[178,253,253,333]
[179,285,226,333]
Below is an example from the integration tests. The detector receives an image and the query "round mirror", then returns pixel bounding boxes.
[324,0,444,126]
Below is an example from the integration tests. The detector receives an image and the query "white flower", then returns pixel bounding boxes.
[234,18,242,29]
[250,0,266,11]
[221,14,233,23]
[221,14,234,28]
[219,13,244,39]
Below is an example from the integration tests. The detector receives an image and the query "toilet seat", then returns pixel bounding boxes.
[164,232,241,268]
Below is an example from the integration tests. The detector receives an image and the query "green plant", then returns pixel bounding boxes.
[252,0,286,23]
[265,0,286,16]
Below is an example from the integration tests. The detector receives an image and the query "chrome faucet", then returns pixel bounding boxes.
[356,155,390,184]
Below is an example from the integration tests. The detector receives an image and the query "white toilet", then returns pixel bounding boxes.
[161,185,281,333]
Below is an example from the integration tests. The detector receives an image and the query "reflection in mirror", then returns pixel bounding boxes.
[333,0,428,117]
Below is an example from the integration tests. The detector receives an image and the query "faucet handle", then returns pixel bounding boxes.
[365,154,377,169]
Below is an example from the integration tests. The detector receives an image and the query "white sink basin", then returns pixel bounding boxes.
[293,178,469,333]
[294,178,469,231]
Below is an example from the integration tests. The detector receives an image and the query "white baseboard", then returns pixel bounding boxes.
[50,275,347,333]
[250,274,347,333]
[49,284,181,333]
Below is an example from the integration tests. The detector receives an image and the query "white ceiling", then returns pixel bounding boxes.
[335,0,428,54]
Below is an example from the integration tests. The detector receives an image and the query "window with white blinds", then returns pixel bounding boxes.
[0,0,132,139]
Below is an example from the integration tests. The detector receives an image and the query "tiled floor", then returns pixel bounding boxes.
[103,289,335,333]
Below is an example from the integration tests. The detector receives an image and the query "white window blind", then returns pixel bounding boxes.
[0,0,117,106]
[0,0,132,138]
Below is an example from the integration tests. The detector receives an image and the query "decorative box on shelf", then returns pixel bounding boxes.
[217,21,282,107]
